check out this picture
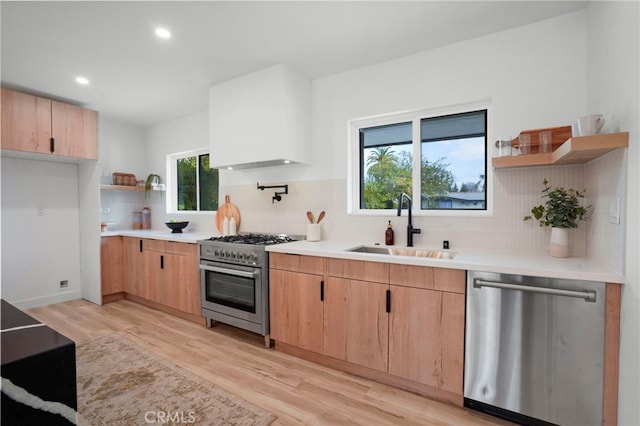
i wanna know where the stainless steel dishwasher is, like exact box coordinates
[464,271,605,426]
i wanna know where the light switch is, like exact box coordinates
[609,197,620,225]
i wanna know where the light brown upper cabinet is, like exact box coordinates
[1,88,98,160]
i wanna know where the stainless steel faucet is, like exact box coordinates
[397,193,421,247]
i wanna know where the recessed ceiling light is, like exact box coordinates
[155,28,171,39]
[283,160,291,164]
[75,76,89,85]
[227,166,233,170]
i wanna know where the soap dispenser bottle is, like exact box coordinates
[385,220,394,245]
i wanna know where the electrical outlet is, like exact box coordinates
[609,197,620,225]
[37,208,45,216]
[59,280,69,289]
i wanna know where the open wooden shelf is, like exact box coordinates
[492,132,629,169]
[100,184,144,192]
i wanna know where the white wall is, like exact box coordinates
[96,110,217,234]
[1,157,82,308]
[201,11,593,255]
[144,110,217,234]
[98,118,148,230]
[586,2,640,425]
[98,118,147,180]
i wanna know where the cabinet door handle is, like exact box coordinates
[320,280,324,301]
[386,290,391,313]
[139,239,143,252]
[50,138,55,153]
[160,255,164,269]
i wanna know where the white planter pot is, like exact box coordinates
[549,227,570,258]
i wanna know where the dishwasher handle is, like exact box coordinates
[473,278,597,302]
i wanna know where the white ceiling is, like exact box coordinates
[1,1,587,128]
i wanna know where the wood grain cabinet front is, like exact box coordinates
[389,265,465,394]
[120,237,200,316]
[123,237,145,298]
[101,236,123,297]
[273,255,466,401]
[162,242,200,315]
[269,253,327,353]
[1,88,98,160]
[323,277,389,372]
[269,269,325,353]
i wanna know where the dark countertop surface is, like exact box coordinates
[1,299,75,365]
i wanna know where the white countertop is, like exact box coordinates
[101,229,212,244]
[266,240,624,284]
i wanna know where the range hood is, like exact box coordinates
[209,63,311,170]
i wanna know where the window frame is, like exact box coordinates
[166,148,218,215]
[347,101,493,217]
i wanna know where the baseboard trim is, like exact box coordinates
[274,341,463,407]
[9,290,82,310]
[102,292,126,304]
[125,294,207,326]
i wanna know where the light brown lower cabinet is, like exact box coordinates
[269,254,466,401]
[388,285,443,387]
[111,237,200,317]
[162,242,200,315]
[324,277,389,372]
[100,236,123,296]
[269,269,324,353]
[123,237,145,297]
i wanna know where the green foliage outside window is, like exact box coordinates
[199,154,219,211]
[363,146,455,209]
[364,147,411,209]
[420,158,456,209]
[177,154,218,211]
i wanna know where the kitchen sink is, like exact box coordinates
[346,245,457,259]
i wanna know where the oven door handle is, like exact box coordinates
[199,264,257,279]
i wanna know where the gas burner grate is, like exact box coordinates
[207,233,296,246]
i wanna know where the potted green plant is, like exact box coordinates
[524,179,590,257]
[145,174,162,199]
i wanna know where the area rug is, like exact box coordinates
[76,334,276,425]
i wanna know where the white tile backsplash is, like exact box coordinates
[99,159,622,260]
[215,164,595,255]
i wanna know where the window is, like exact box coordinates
[349,105,489,216]
[167,149,219,213]
[420,110,486,210]
[360,122,412,209]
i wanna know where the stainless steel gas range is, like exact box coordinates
[198,233,299,348]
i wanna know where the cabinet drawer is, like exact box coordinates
[142,238,166,253]
[389,264,434,289]
[327,258,389,283]
[270,253,325,275]
[166,241,195,256]
[433,268,465,294]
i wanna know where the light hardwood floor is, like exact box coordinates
[27,299,511,425]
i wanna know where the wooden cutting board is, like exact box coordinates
[511,125,572,152]
[216,195,241,234]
